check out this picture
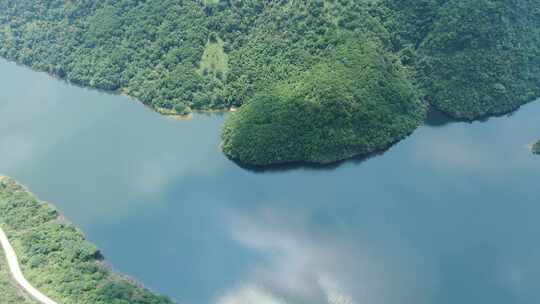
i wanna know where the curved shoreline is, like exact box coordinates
[0,226,58,304]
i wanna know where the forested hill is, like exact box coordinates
[383,0,540,119]
[0,1,391,113]
[1,0,539,165]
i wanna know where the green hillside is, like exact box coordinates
[383,0,540,120]
[0,176,173,304]
[222,35,426,165]
[0,0,538,165]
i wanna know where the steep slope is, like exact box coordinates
[382,0,540,119]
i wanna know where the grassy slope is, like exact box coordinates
[198,38,228,77]
[0,176,173,304]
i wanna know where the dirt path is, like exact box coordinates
[0,226,58,304]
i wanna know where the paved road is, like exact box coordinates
[0,226,58,304]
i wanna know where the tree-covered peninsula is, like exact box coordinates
[533,141,540,155]
[0,0,539,165]
[222,35,426,165]
[0,176,174,304]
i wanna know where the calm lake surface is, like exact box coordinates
[1,58,540,304]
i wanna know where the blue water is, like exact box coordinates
[1,58,540,304]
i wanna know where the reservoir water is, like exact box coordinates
[1,58,540,304]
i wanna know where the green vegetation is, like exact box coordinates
[382,0,540,120]
[533,140,540,155]
[0,0,539,165]
[222,36,425,165]
[199,38,228,79]
[0,248,38,304]
[0,176,174,304]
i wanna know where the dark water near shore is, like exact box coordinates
[1,58,540,304]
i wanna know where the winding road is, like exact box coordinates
[0,226,58,304]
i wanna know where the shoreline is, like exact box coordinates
[0,57,237,121]
[0,55,536,125]
[0,176,175,304]
[529,140,540,154]
[120,92,238,120]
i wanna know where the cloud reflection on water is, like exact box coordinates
[217,207,433,304]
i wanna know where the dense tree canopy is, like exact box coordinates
[382,0,540,119]
[222,36,425,165]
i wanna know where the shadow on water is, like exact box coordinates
[424,107,458,127]
[230,100,540,174]
[424,100,537,127]
[234,149,389,174]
